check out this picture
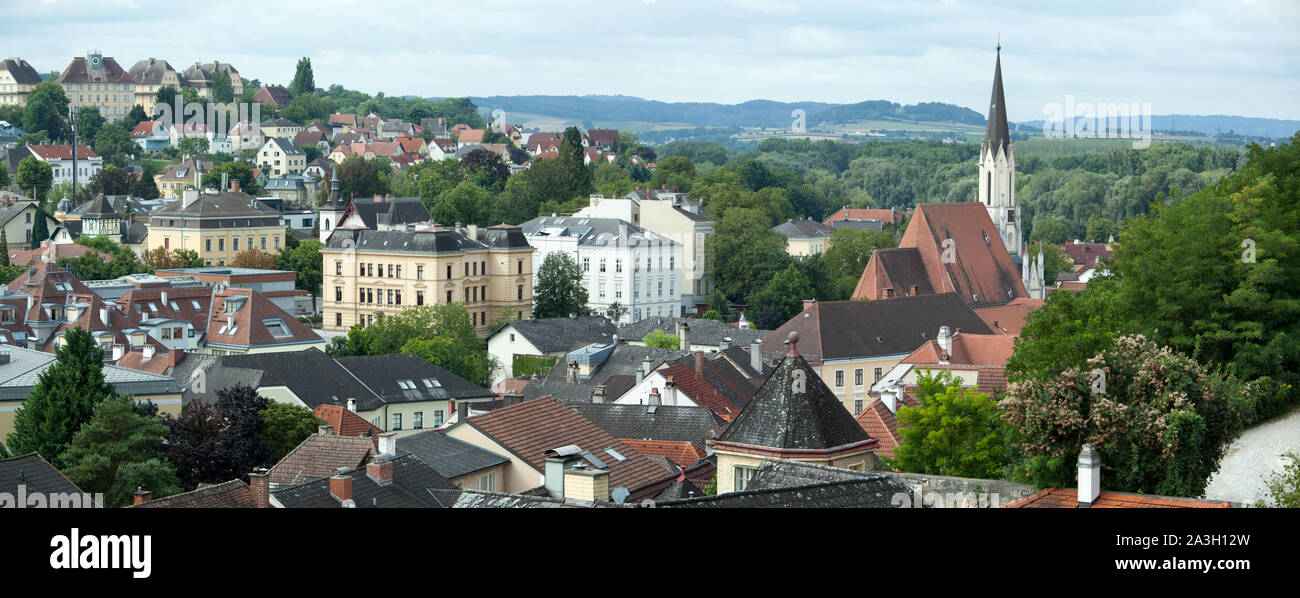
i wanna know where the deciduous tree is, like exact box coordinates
[63,394,181,508]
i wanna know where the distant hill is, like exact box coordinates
[467,95,839,128]
[1016,115,1300,139]
[811,100,986,125]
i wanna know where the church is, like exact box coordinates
[851,44,1046,306]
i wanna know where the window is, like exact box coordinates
[388,264,394,278]
[734,465,756,492]
[218,238,225,251]
[615,259,622,273]
[855,399,864,415]
[477,472,496,491]
[517,285,523,301]
[416,291,424,306]
[336,261,342,275]
[260,237,266,250]
[205,239,212,252]
[582,257,590,272]
[669,256,675,270]
[599,259,606,273]
[232,238,239,252]
[517,260,523,274]
[417,265,423,280]
[447,264,453,279]
[335,286,342,301]
[874,367,883,383]
[336,312,342,327]
[395,290,401,305]
[413,411,423,430]
[387,289,394,305]
[835,370,844,387]
[446,290,452,303]
[391,413,402,430]
[855,369,863,386]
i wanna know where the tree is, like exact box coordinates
[84,166,137,197]
[1085,216,1117,243]
[16,155,53,200]
[22,81,69,142]
[604,301,628,324]
[459,148,509,190]
[327,304,494,385]
[648,156,696,193]
[282,93,334,124]
[643,329,680,350]
[883,370,1016,479]
[74,106,105,143]
[1026,241,1076,286]
[705,207,792,305]
[153,86,178,118]
[1000,334,1242,497]
[62,395,181,508]
[211,69,234,103]
[5,327,117,467]
[1005,279,1125,383]
[259,401,324,461]
[336,155,390,200]
[750,262,816,321]
[59,235,149,279]
[1029,216,1070,244]
[202,161,259,195]
[430,180,493,227]
[124,104,149,130]
[231,249,278,269]
[0,161,9,188]
[1257,452,1300,508]
[158,385,274,491]
[821,226,896,297]
[275,240,324,311]
[176,135,210,158]
[29,206,49,248]
[93,122,136,167]
[533,252,590,319]
[142,247,203,270]
[0,228,8,263]
[290,57,315,97]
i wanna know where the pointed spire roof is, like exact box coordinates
[82,193,119,218]
[718,332,871,450]
[983,45,1011,156]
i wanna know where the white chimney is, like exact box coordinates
[937,325,953,358]
[750,339,763,374]
[1078,444,1102,506]
[161,291,168,305]
[143,344,156,360]
[881,387,898,413]
[346,398,357,413]
[665,377,677,406]
[720,337,731,351]
[648,388,661,407]
[376,431,397,458]
[99,307,109,326]
[111,344,124,361]
[676,321,690,351]
[182,188,199,209]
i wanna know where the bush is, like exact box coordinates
[512,355,556,378]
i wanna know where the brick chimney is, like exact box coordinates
[694,350,704,376]
[248,468,270,508]
[132,487,151,505]
[318,424,334,436]
[231,180,240,193]
[1078,444,1102,507]
[330,469,355,507]
[367,455,394,486]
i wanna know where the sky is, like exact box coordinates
[3,0,1298,121]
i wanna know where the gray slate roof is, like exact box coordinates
[654,460,913,508]
[772,219,833,238]
[0,345,180,402]
[717,350,870,450]
[557,399,724,443]
[0,453,86,499]
[271,454,457,508]
[619,316,769,348]
[504,316,617,354]
[396,430,510,480]
[324,228,485,256]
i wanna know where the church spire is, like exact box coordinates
[983,42,1011,156]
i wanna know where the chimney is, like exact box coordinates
[376,431,397,458]
[648,387,661,406]
[346,398,357,412]
[694,350,704,376]
[456,400,469,422]
[248,468,270,508]
[132,487,151,505]
[665,376,677,406]
[161,290,168,305]
[676,321,690,351]
[111,344,124,361]
[367,455,394,486]
[567,360,579,383]
[182,188,199,209]
[503,390,523,406]
[1078,444,1102,507]
[592,385,606,403]
[881,388,898,413]
[803,299,817,311]
[720,337,731,351]
[466,224,478,240]
[231,180,240,193]
[329,470,355,506]
[750,340,763,374]
[99,307,109,326]
[221,172,229,193]
[143,344,155,360]
[563,464,611,502]
[318,424,334,436]
[937,325,953,358]
[543,447,579,498]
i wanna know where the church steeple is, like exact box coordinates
[978,40,1022,274]
[983,42,1011,157]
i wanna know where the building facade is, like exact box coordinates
[146,187,285,266]
[0,58,42,108]
[56,53,136,121]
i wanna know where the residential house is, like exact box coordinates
[257,137,306,176]
[267,429,375,489]
[397,430,511,491]
[0,453,97,507]
[24,145,103,186]
[292,129,330,155]
[0,58,43,108]
[772,219,834,256]
[7,240,107,267]
[180,61,242,99]
[259,118,302,139]
[126,58,181,115]
[153,157,213,198]
[146,185,285,265]
[270,451,457,508]
[130,120,171,152]
[513,342,692,405]
[760,295,993,414]
[618,316,768,353]
[0,199,58,249]
[521,215,683,323]
[321,225,535,337]
[130,479,257,508]
[457,128,485,148]
[302,156,333,179]
[112,284,325,356]
[971,296,1043,336]
[612,348,769,422]
[586,129,619,149]
[253,84,291,108]
[262,174,316,203]
[485,315,616,385]
[227,121,264,153]
[56,52,135,120]
[428,138,457,160]
[153,266,314,316]
[823,207,906,227]
[313,404,384,438]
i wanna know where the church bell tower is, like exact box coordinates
[979,41,1023,270]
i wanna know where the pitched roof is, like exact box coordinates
[131,479,253,508]
[853,395,917,459]
[313,404,384,438]
[458,129,485,143]
[718,342,873,451]
[824,207,903,226]
[760,295,993,364]
[460,396,674,494]
[151,190,279,218]
[271,454,457,508]
[0,59,42,85]
[337,197,431,229]
[56,56,132,84]
[772,219,834,239]
[559,399,724,443]
[253,85,292,107]
[0,453,85,498]
[983,49,1011,157]
[1004,488,1231,509]
[618,316,769,348]
[126,58,176,85]
[267,434,373,487]
[618,439,706,468]
[1059,241,1114,266]
[655,459,913,508]
[396,430,510,480]
[504,316,617,354]
[652,353,762,421]
[901,332,1015,367]
[26,144,99,160]
[972,297,1043,336]
[852,247,934,299]
[335,354,495,403]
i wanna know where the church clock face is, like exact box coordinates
[89,53,102,69]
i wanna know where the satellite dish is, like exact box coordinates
[611,487,630,505]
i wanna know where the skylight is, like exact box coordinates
[262,318,291,338]
[422,378,440,388]
[191,300,201,309]
[148,303,158,312]
[397,380,416,390]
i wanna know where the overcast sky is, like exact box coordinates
[4,0,1298,120]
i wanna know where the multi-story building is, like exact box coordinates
[23,144,103,186]
[257,137,306,176]
[0,58,43,108]
[321,225,535,337]
[147,184,285,266]
[259,118,303,139]
[575,186,712,313]
[153,157,212,198]
[180,61,242,99]
[520,216,682,324]
[771,219,834,256]
[56,52,135,121]
[126,58,181,116]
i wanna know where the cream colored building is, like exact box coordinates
[321,225,535,338]
[147,187,285,266]
[771,219,834,257]
[0,58,43,108]
[257,137,306,177]
[126,58,181,116]
[56,53,136,121]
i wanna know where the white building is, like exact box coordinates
[25,144,103,186]
[520,216,683,324]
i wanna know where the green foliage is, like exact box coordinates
[1257,452,1300,508]
[883,370,1016,479]
[750,262,816,321]
[1000,335,1242,496]
[202,161,260,195]
[533,252,590,319]
[30,207,49,249]
[431,180,494,227]
[822,226,897,297]
[153,86,178,117]
[327,303,494,385]
[705,207,791,305]
[211,69,234,103]
[0,161,9,188]
[335,156,391,200]
[1029,216,1070,244]
[275,240,323,309]
[93,122,137,167]
[258,401,324,461]
[62,394,180,508]
[643,329,681,350]
[124,105,149,130]
[512,354,557,378]
[290,57,315,97]
[23,81,70,142]
[16,155,53,200]
[176,136,210,158]
[702,309,724,322]
[59,235,149,279]
[1026,241,1076,286]
[6,328,118,467]
[282,93,335,124]
[158,385,274,491]
[1005,279,1125,383]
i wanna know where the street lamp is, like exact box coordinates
[69,106,80,200]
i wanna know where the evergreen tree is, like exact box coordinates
[533,252,590,319]
[63,394,181,508]
[0,227,8,263]
[211,69,234,103]
[0,161,10,188]
[6,327,118,467]
[290,57,315,97]
[29,207,49,249]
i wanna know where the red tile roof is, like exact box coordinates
[463,396,675,494]
[458,129,485,143]
[824,207,903,226]
[618,439,706,468]
[1059,241,1114,267]
[313,405,385,438]
[267,434,373,487]
[8,242,108,267]
[1004,488,1231,508]
[901,332,1015,367]
[27,144,99,160]
[972,297,1043,336]
[131,479,254,508]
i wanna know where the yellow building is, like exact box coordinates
[321,224,535,337]
[126,58,181,116]
[147,186,285,266]
[0,58,43,107]
[56,53,136,121]
[257,137,306,177]
[153,157,213,198]
[771,219,834,256]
